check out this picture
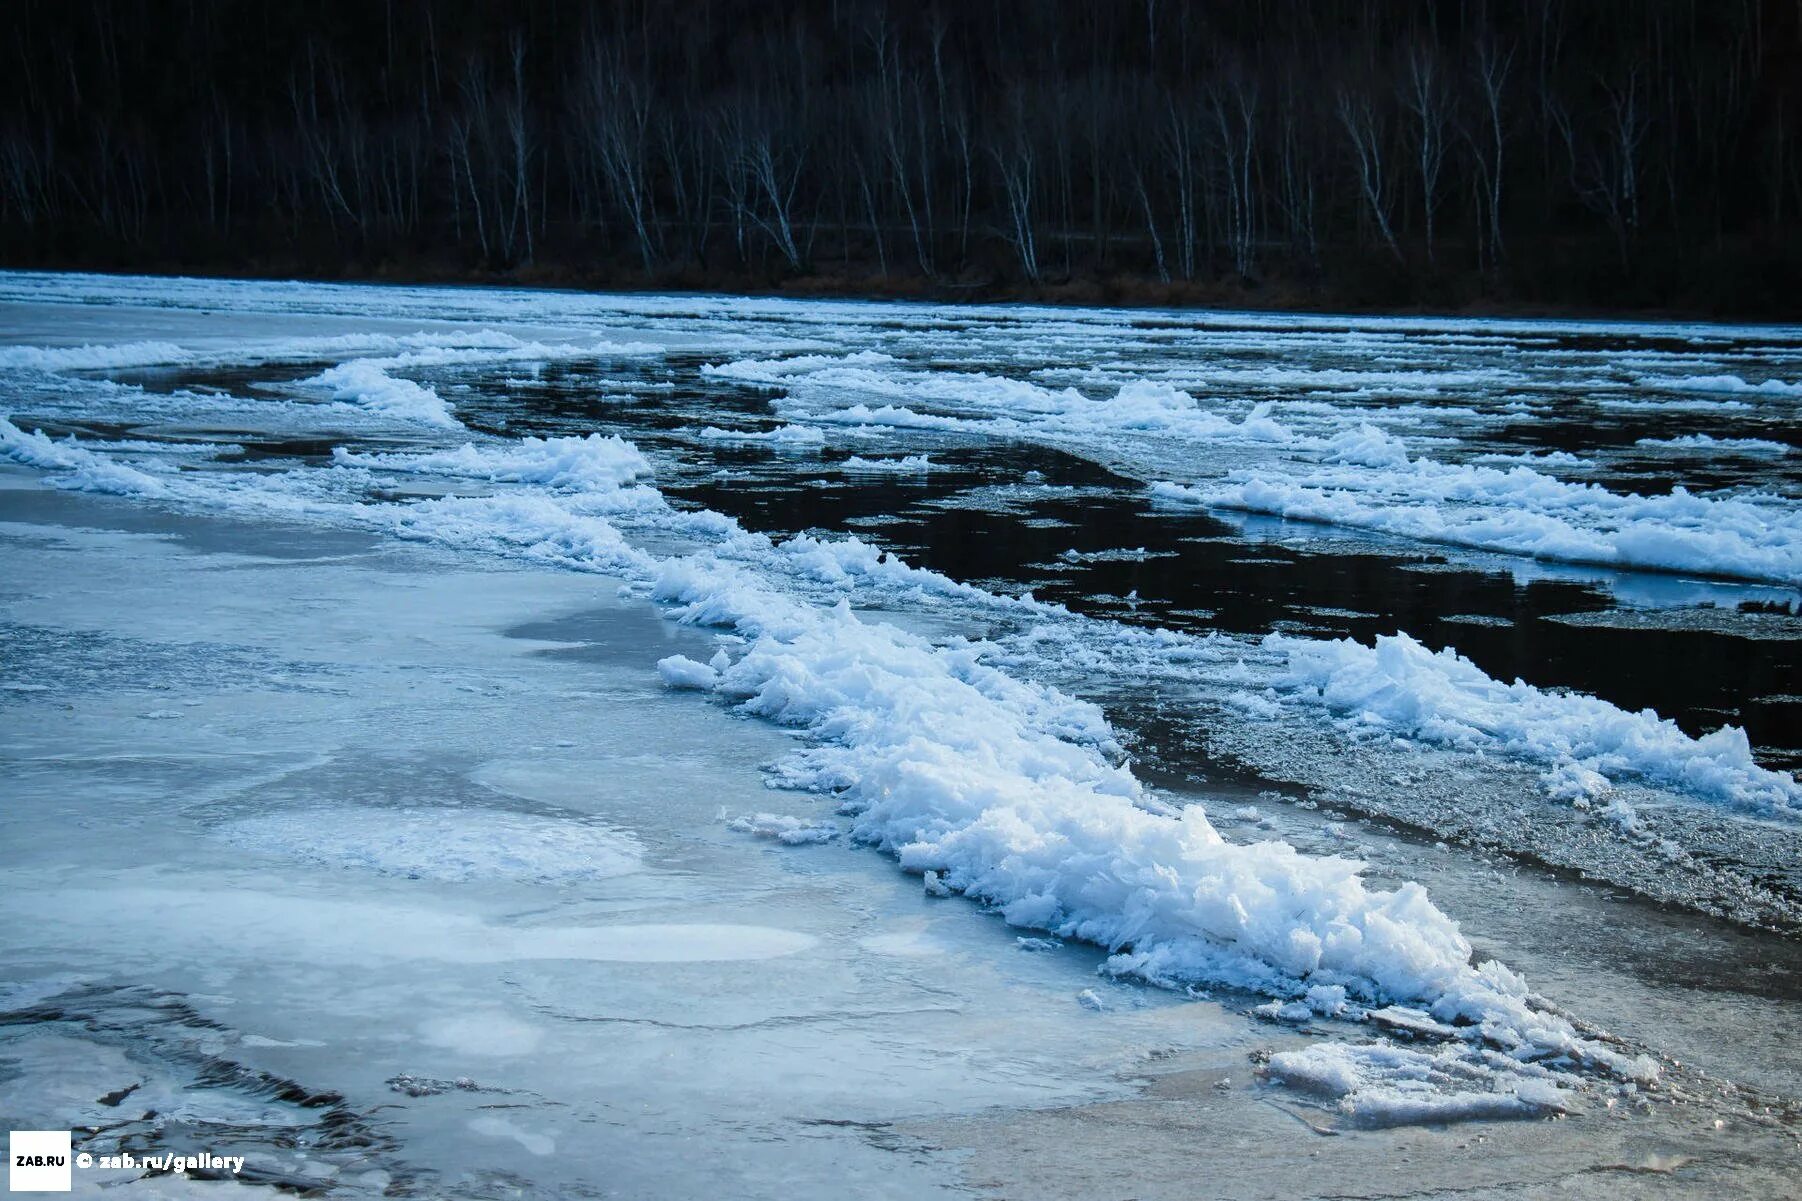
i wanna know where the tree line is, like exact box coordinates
[3,0,1798,314]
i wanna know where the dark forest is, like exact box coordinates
[4,1,1799,316]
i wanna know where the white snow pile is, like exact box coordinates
[700,349,896,383]
[695,423,827,446]
[1152,443,1802,587]
[1318,423,1413,468]
[303,359,463,428]
[1642,373,1802,399]
[834,454,933,473]
[1252,982,1353,1022]
[1060,547,1177,563]
[346,434,742,548]
[335,433,650,492]
[0,416,170,496]
[1265,631,1802,816]
[812,403,975,432]
[723,812,841,845]
[1033,383,1297,438]
[1633,433,1792,456]
[648,577,1653,1105]
[217,806,644,883]
[386,492,659,576]
[1469,449,1596,469]
[654,594,1448,998]
[1264,1041,1574,1127]
[1540,759,1616,806]
[0,340,192,371]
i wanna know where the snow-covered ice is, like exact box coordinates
[2,271,1800,1197]
[217,806,646,882]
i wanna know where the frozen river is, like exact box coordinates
[2,272,1799,1197]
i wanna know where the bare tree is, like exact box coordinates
[1209,69,1259,279]
[1400,43,1449,262]
[1465,39,1512,273]
[1337,84,1402,262]
[1552,65,1648,269]
[1273,75,1318,267]
[745,125,806,271]
[990,98,1041,284]
[1162,95,1201,280]
[580,41,659,272]
[501,34,533,263]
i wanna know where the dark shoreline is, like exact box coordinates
[7,257,1798,327]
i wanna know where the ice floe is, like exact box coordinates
[335,433,650,491]
[1153,453,1802,587]
[1632,433,1792,456]
[1264,1041,1579,1127]
[304,358,462,428]
[1264,631,1801,815]
[695,423,827,446]
[724,812,842,845]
